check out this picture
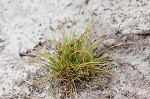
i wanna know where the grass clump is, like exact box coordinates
[30,24,114,98]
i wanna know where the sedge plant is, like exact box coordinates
[24,24,114,99]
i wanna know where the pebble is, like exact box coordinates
[102,39,117,47]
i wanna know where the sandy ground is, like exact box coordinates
[0,0,150,99]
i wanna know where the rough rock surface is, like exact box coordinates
[0,0,150,99]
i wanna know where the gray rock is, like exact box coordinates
[103,39,117,47]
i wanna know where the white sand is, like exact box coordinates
[0,0,150,98]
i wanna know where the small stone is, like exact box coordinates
[103,39,117,47]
